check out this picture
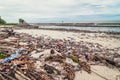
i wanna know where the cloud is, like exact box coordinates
[0,0,120,22]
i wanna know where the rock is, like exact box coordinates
[114,58,120,63]
[50,49,55,54]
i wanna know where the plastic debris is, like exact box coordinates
[0,27,120,80]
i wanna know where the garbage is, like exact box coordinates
[50,49,55,54]
[0,27,120,80]
[0,49,22,64]
[45,54,65,63]
[44,64,61,75]
[74,65,80,71]
[66,58,74,63]
[0,28,14,40]
[65,50,72,56]
[63,63,75,80]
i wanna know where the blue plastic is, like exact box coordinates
[0,49,21,64]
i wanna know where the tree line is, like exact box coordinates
[0,16,25,25]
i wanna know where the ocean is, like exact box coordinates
[38,26,120,33]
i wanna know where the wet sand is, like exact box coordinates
[15,29,120,80]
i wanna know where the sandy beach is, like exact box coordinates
[14,28,120,80]
[1,0,120,79]
[15,29,120,49]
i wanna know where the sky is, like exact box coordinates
[0,0,120,22]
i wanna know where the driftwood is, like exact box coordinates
[45,54,65,63]
[94,55,117,68]
[0,41,17,45]
[81,62,91,73]
[38,71,55,80]
[0,74,7,80]
[92,70,109,80]
[63,63,75,80]
[44,64,61,75]
[15,70,31,80]
[0,72,16,80]
[0,46,16,50]
[0,28,14,40]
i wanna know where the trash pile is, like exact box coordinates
[0,28,14,40]
[0,28,120,80]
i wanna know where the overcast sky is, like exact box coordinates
[0,0,120,22]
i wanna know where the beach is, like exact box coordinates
[0,26,120,80]
[1,0,120,79]
[14,28,120,80]
[15,29,120,49]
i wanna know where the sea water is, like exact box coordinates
[39,26,120,33]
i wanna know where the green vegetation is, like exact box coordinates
[19,18,25,24]
[0,16,6,25]
[0,17,27,26]
[68,55,83,65]
[6,23,17,25]
[0,54,7,59]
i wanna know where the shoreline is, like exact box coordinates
[1,25,120,34]
[15,28,120,49]
[38,27,120,35]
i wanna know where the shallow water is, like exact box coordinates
[39,26,120,32]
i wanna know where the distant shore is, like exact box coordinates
[38,27,120,34]
[32,22,120,27]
